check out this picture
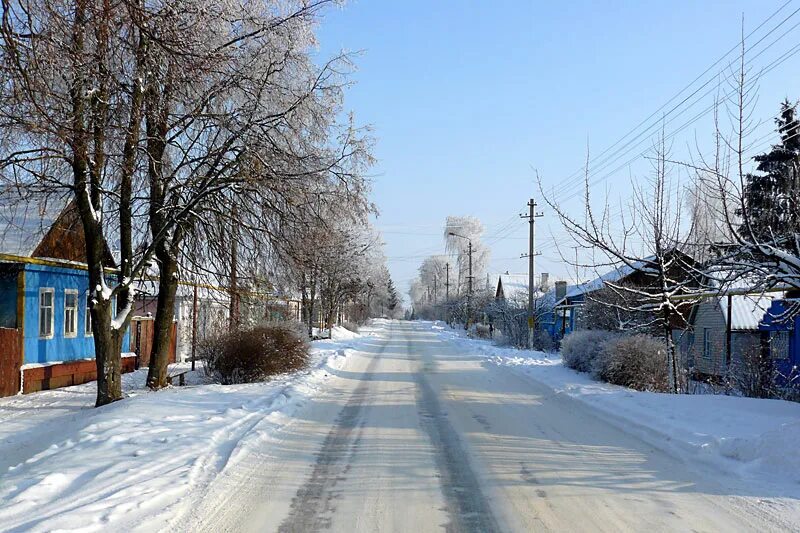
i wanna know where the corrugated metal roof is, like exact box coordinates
[719,294,778,331]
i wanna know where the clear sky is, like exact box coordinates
[315,1,800,303]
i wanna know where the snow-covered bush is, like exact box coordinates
[471,323,492,339]
[531,329,555,352]
[594,334,669,392]
[560,330,619,373]
[341,321,360,334]
[200,322,309,384]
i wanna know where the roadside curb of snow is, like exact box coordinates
[0,331,370,532]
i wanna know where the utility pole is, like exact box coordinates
[445,262,450,324]
[191,283,198,371]
[521,198,543,348]
[467,240,474,327]
[448,232,473,328]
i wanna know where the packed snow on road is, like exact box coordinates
[1,320,799,532]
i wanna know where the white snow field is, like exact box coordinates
[2,320,800,532]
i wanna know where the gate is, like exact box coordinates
[0,327,21,397]
[130,318,177,367]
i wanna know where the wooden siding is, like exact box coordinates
[690,299,728,376]
[0,327,21,397]
[31,201,115,266]
[131,318,177,367]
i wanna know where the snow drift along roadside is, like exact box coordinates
[428,321,800,489]
[0,324,379,533]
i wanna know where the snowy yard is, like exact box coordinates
[0,324,375,532]
[430,322,800,491]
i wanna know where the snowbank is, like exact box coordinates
[426,321,800,489]
[0,326,379,532]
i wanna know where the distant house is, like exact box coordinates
[0,201,131,397]
[495,272,530,304]
[555,250,700,334]
[685,293,776,378]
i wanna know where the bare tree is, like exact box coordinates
[541,137,704,393]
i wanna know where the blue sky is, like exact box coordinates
[315,1,800,302]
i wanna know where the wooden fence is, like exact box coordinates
[131,318,177,368]
[0,327,20,397]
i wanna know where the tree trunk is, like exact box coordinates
[91,295,125,406]
[146,244,179,389]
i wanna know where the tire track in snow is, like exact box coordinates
[277,330,388,532]
[408,335,502,533]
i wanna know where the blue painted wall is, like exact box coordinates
[22,264,130,364]
[759,299,799,387]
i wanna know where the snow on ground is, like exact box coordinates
[0,322,382,533]
[428,321,800,491]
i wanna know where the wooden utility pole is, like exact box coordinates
[521,199,543,348]
[467,240,473,327]
[445,262,450,323]
[191,283,198,371]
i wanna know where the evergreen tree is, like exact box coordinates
[739,100,800,245]
[387,278,399,312]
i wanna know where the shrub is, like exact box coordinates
[531,329,555,352]
[560,330,619,373]
[341,321,360,334]
[472,323,492,339]
[200,322,309,384]
[594,334,669,392]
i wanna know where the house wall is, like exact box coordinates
[22,264,130,364]
[689,299,764,378]
[689,300,728,376]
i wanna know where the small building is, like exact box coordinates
[685,293,775,378]
[495,272,530,305]
[0,201,131,397]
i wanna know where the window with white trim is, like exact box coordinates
[39,288,55,338]
[85,291,93,336]
[64,289,78,337]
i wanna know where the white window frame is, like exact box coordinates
[64,289,78,338]
[39,287,55,339]
[85,291,93,337]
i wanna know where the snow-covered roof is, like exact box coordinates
[719,294,779,331]
[497,273,529,300]
[563,258,652,301]
[0,198,67,256]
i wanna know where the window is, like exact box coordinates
[770,331,790,360]
[85,291,93,336]
[64,289,78,337]
[703,328,712,360]
[39,288,54,338]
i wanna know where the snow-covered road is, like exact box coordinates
[179,321,799,532]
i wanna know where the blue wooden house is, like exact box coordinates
[0,201,131,396]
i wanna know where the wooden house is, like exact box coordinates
[0,201,132,397]
[685,294,775,378]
